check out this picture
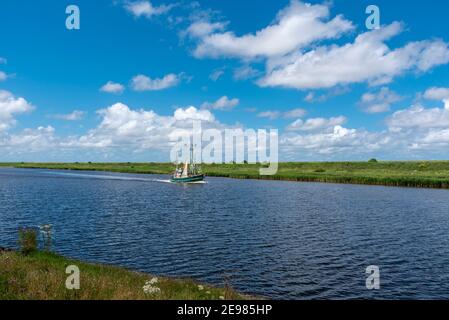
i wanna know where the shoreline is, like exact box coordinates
[1,161,449,189]
[0,248,250,300]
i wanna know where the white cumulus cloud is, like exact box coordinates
[194,0,353,59]
[201,96,239,111]
[193,0,353,59]
[424,87,449,109]
[131,73,181,91]
[52,110,85,121]
[286,116,347,131]
[359,87,402,113]
[259,22,449,90]
[386,103,449,130]
[124,1,172,18]
[185,21,227,38]
[100,81,125,94]
[0,90,34,131]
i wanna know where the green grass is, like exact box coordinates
[0,249,247,300]
[1,161,449,189]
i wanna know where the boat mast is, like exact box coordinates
[190,143,194,174]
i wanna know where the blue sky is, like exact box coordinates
[1,0,449,162]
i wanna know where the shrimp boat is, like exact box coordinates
[170,144,205,183]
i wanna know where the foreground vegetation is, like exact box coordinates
[2,161,449,189]
[0,249,244,300]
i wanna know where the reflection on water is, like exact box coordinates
[1,167,449,299]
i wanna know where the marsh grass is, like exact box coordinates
[0,250,246,300]
[3,161,449,189]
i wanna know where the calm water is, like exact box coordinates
[1,167,449,299]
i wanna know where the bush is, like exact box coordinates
[18,227,38,254]
[368,158,378,163]
[314,168,326,173]
[418,162,428,170]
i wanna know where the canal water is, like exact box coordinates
[1,167,449,299]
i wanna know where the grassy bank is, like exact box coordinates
[0,249,245,300]
[1,161,449,189]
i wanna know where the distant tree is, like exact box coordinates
[368,158,378,163]
[243,160,248,164]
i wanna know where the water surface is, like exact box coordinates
[1,167,449,299]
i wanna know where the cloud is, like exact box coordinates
[131,73,181,91]
[209,67,225,81]
[177,1,449,95]
[192,0,353,59]
[185,21,227,38]
[359,87,402,113]
[184,2,449,93]
[283,108,307,119]
[52,110,85,121]
[0,90,34,131]
[4,126,56,151]
[259,22,449,90]
[61,103,219,151]
[201,96,239,111]
[100,81,125,94]
[258,108,306,120]
[0,71,7,81]
[233,65,261,81]
[383,100,449,150]
[386,103,449,130]
[174,106,215,121]
[424,87,449,109]
[304,87,351,103]
[281,125,390,157]
[257,111,280,120]
[124,1,172,18]
[304,92,315,102]
[286,116,346,131]
[424,87,449,100]
[5,98,449,161]
[0,57,6,64]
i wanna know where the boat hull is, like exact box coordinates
[170,174,205,183]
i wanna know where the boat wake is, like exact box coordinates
[43,171,159,183]
[41,171,207,184]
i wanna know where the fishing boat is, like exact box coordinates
[171,144,204,183]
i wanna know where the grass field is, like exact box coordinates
[0,249,245,300]
[1,161,449,189]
